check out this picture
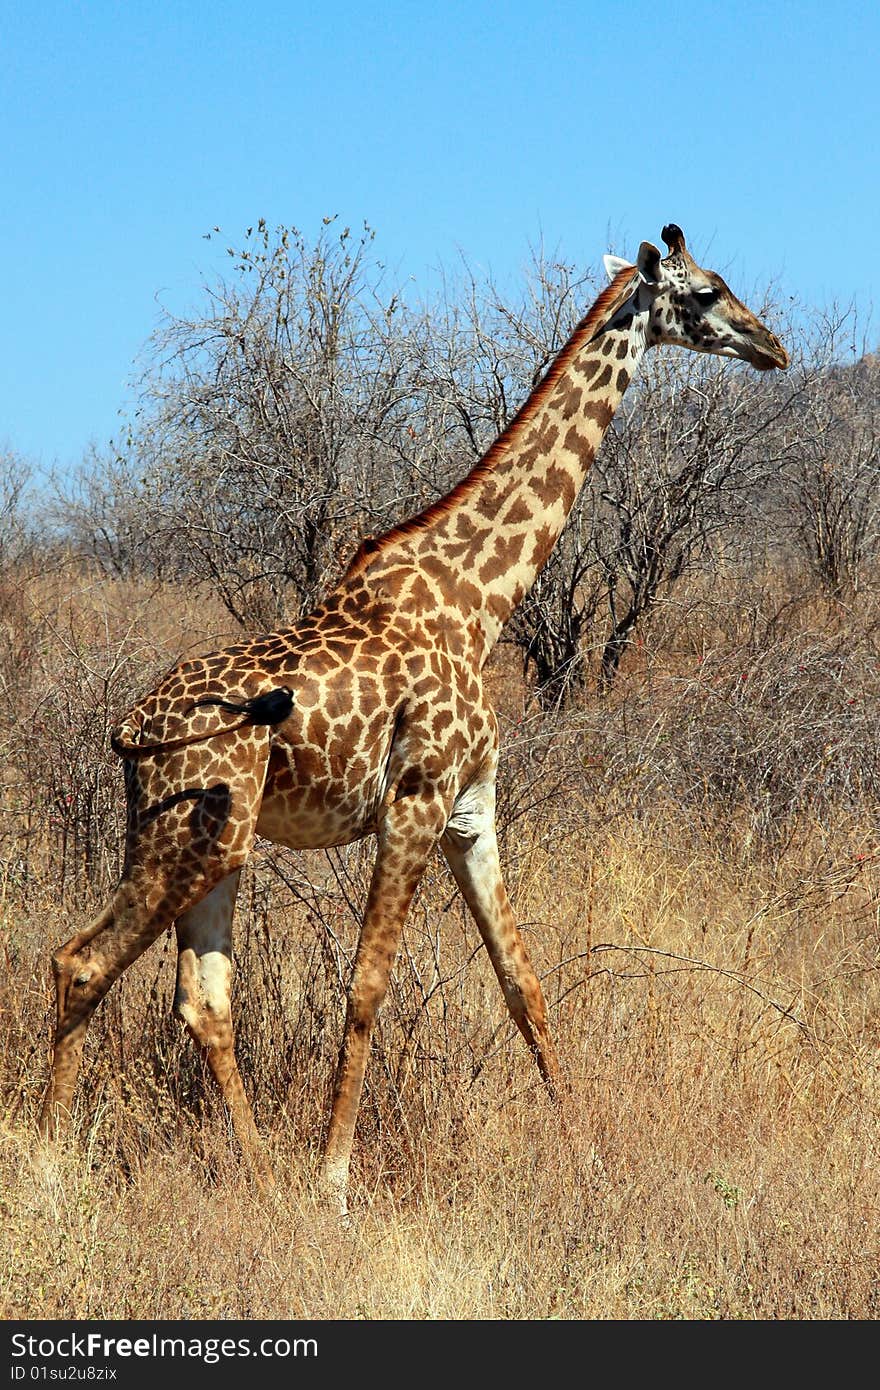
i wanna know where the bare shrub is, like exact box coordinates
[606,633,878,851]
[3,231,880,1316]
[58,221,437,628]
[781,322,880,598]
[0,565,235,904]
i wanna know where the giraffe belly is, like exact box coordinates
[254,787,375,849]
[254,745,386,850]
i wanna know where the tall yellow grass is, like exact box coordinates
[1,563,878,1318]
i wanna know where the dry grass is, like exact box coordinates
[1,562,879,1319]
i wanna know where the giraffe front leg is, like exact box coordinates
[174,870,271,1185]
[319,789,448,1217]
[442,772,562,1099]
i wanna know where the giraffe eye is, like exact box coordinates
[695,287,719,304]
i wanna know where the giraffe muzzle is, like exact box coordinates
[749,332,789,371]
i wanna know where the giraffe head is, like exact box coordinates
[603,224,788,371]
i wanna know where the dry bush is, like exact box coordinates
[0,559,237,901]
[1,564,878,1319]
[2,792,878,1319]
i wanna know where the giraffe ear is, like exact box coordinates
[603,254,633,283]
[637,241,663,285]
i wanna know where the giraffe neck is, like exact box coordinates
[348,269,649,662]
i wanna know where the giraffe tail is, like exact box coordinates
[185,687,295,724]
[110,686,295,757]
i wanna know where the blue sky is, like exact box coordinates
[2,0,878,473]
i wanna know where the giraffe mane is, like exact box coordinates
[344,265,640,579]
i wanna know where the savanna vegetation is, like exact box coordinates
[1,221,878,1318]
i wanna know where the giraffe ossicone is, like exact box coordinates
[39,226,788,1215]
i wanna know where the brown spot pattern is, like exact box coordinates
[41,233,787,1213]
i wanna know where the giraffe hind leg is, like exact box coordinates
[39,900,113,1138]
[174,870,271,1184]
[39,860,255,1142]
[39,878,182,1139]
[40,729,271,1143]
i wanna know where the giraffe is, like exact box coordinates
[39,225,788,1213]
